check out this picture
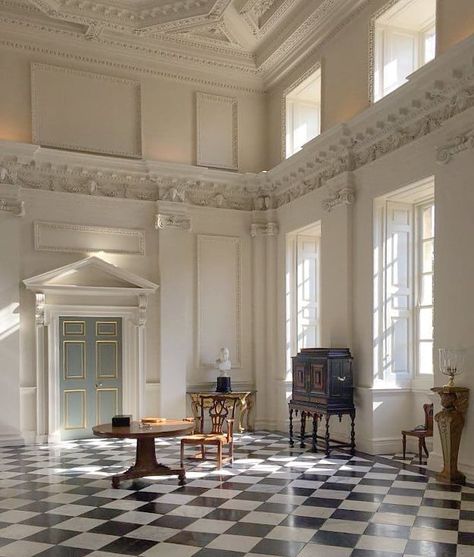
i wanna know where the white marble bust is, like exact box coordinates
[216,347,231,377]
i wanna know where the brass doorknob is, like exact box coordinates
[96,383,103,388]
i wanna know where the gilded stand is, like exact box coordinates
[431,386,469,484]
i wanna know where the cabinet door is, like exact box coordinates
[329,359,352,398]
[292,362,309,402]
[308,362,326,395]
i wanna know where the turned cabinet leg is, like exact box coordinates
[418,438,423,465]
[300,411,306,448]
[312,414,318,452]
[350,411,356,455]
[325,414,330,456]
[422,437,429,458]
[402,434,407,460]
[289,407,294,447]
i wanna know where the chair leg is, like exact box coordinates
[201,444,205,459]
[180,442,184,468]
[418,438,423,465]
[402,434,406,460]
[229,441,234,463]
[217,443,222,469]
[423,438,429,458]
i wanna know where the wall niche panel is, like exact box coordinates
[31,63,142,158]
[196,92,238,170]
[197,235,241,369]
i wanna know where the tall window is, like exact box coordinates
[286,224,321,379]
[285,68,321,158]
[416,202,434,375]
[373,0,436,101]
[373,179,434,388]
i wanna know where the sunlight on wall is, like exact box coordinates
[0,302,19,341]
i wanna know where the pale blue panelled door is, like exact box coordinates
[59,317,122,440]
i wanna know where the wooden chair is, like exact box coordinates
[180,395,237,469]
[401,403,433,464]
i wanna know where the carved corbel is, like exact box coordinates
[35,293,46,326]
[436,129,474,164]
[138,294,148,327]
[155,212,192,231]
[322,187,355,212]
[250,222,279,237]
[0,183,24,217]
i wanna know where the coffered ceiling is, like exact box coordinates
[1,0,369,86]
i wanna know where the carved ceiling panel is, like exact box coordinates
[1,0,369,82]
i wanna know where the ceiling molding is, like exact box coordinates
[0,0,370,84]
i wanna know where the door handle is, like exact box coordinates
[337,376,346,382]
[96,383,103,388]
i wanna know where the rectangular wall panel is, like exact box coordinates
[196,92,238,170]
[34,221,145,255]
[31,63,142,158]
[197,235,241,368]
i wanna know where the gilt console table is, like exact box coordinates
[188,391,255,433]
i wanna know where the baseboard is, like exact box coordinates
[0,433,24,446]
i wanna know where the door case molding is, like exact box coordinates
[42,304,146,443]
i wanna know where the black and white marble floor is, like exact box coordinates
[0,432,472,557]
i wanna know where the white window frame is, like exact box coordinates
[286,224,321,380]
[370,0,436,102]
[373,180,434,389]
[414,200,434,383]
[282,65,321,160]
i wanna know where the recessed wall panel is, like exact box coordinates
[31,63,142,158]
[197,235,241,368]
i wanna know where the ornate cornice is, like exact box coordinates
[250,222,279,237]
[436,128,474,164]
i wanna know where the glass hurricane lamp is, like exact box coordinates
[439,348,465,388]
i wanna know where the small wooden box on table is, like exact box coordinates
[289,348,355,455]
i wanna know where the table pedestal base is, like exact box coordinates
[111,437,186,488]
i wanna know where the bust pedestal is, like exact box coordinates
[431,386,469,484]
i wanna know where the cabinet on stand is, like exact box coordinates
[289,348,355,455]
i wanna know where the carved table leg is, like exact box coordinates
[325,414,330,456]
[350,410,356,455]
[300,411,306,448]
[312,413,318,452]
[239,397,248,433]
[111,437,186,488]
[289,407,294,447]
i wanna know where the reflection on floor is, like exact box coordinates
[0,432,472,557]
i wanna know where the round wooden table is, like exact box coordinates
[93,420,194,488]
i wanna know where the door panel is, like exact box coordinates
[60,317,122,440]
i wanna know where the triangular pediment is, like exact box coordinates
[23,257,158,294]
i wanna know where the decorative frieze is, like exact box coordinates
[436,128,474,164]
[250,222,279,237]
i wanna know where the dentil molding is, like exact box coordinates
[436,128,474,164]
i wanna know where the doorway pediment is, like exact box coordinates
[23,256,159,296]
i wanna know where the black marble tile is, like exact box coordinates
[279,514,325,529]
[364,521,411,538]
[251,538,305,557]
[89,520,140,536]
[150,514,197,529]
[205,508,248,521]
[226,522,274,537]
[331,509,374,522]
[99,536,158,555]
[166,530,218,547]
[311,530,360,547]
[459,532,474,545]
[25,528,78,544]
[405,540,457,557]
[414,516,459,530]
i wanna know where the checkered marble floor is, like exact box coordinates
[0,432,472,557]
